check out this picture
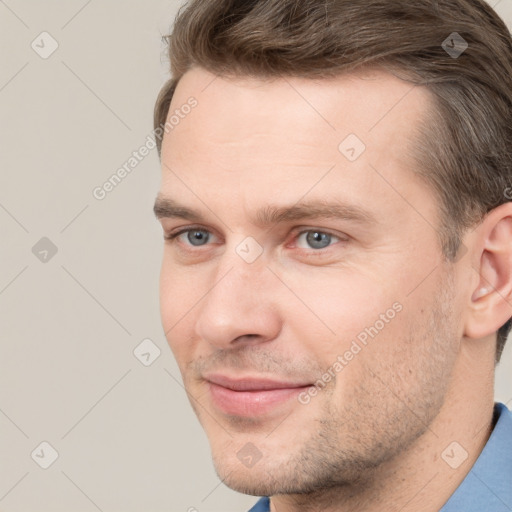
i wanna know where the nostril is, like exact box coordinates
[233,334,260,343]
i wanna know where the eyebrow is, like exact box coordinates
[154,195,378,228]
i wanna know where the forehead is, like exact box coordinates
[162,67,431,171]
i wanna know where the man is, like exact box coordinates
[152,0,512,510]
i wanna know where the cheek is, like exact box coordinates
[159,261,200,359]
[159,265,176,332]
[159,255,202,319]
[285,269,402,354]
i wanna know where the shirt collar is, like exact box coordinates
[440,402,512,511]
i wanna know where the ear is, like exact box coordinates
[464,203,512,339]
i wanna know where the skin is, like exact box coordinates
[155,67,512,511]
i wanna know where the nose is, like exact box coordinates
[194,253,282,350]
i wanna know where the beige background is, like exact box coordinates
[0,1,511,511]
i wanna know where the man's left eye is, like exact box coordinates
[295,230,341,250]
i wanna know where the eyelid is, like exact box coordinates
[289,227,348,252]
[292,227,346,241]
[164,224,219,241]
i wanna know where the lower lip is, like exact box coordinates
[208,382,310,417]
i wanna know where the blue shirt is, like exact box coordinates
[248,402,512,512]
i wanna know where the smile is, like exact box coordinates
[205,374,313,417]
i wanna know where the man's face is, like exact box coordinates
[156,67,464,495]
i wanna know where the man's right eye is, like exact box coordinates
[164,227,214,247]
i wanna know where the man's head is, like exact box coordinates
[153,0,512,500]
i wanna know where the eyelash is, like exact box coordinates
[164,225,346,254]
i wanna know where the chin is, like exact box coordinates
[211,455,272,495]
[222,475,274,497]
[210,447,317,497]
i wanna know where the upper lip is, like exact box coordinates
[205,374,312,391]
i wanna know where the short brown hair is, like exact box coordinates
[154,0,512,362]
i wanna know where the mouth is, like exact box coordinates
[204,374,313,417]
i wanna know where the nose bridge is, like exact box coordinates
[208,235,271,304]
[194,242,281,347]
